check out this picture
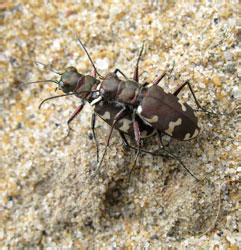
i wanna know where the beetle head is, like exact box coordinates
[59,66,83,93]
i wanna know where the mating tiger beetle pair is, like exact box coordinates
[20,32,224,181]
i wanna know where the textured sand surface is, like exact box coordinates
[0,1,238,248]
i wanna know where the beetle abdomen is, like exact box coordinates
[137,85,200,141]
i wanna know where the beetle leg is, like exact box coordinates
[132,111,141,147]
[173,81,192,96]
[93,68,97,78]
[142,81,149,87]
[107,108,128,145]
[126,148,140,185]
[119,131,168,157]
[173,81,222,115]
[152,73,166,85]
[65,102,85,137]
[152,61,175,85]
[114,68,128,79]
[67,102,85,127]
[156,130,164,149]
[119,131,143,186]
[91,113,99,163]
[94,107,128,174]
[126,110,141,183]
[119,131,129,147]
[133,40,145,83]
[155,130,199,181]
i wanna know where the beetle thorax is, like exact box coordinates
[75,75,100,102]
[100,74,143,107]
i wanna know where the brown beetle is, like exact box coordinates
[20,33,221,180]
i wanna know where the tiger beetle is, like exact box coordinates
[20,32,224,181]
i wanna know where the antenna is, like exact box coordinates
[74,31,103,79]
[34,61,63,75]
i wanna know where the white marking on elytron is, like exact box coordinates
[99,111,111,120]
[183,133,191,141]
[192,128,200,138]
[119,118,132,133]
[197,118,200,130]
[183,128,200,140]
[137,105,158,124]
[165,118,182,136]
[178,99,187,112]
[143,115,159,123]
[90,96,102,106]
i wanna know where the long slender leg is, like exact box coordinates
[67,103,85,125]
[156,130,164,149]
[173,81,192,96]
[133,40,145,82]
[142,81,149,87]
[67,102,85,131]
[119,131,129,147]
[127,111,141,183]
[91,113,99,163]
[63,103,85,139]
[151,60,175,86]
[106,108,128,145]
[94,107,128,174]
[173,81,221,115]
[114,68,128,79]
[152,73,166,85]
[156,131,199,181]
[119,131,167,157]
[132,111,141,148]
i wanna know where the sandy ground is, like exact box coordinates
[0,1,239,248]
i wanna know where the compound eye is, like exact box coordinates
[59,80,71,93]
[59,81,65,88]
